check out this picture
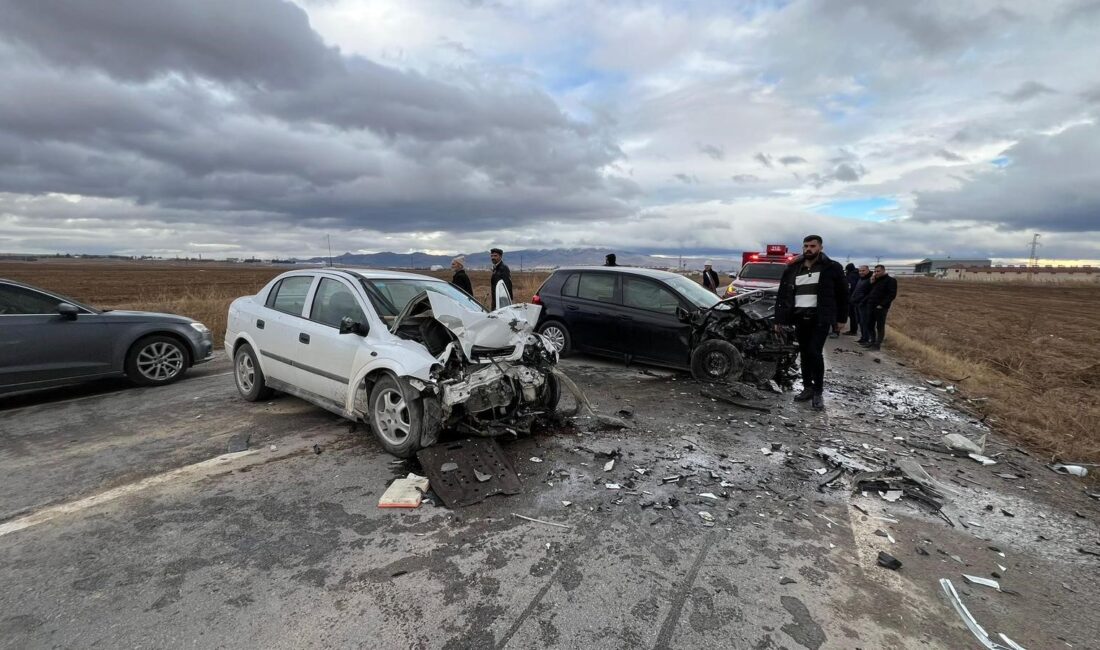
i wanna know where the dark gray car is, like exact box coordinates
[0,278,214,395]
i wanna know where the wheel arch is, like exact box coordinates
[124,330,193,369]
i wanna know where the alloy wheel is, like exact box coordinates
[375,388,411,445]
[136,341,184,382]
[236,353,255,393]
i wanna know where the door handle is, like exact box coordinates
[256,319,265,329]
[566,305,579,311]
[299,333,310,344]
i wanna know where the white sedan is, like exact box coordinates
[225,269,560,457]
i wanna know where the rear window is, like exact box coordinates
[738,263,786,280]
[577,273,617,303]
[561,273,579,297]
[268,276,313,316]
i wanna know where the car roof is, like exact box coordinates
[281,268,446,281]
[551,266,687,280]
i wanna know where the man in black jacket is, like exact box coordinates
[850,265,872,342]
[775,235,848,410]
[450,256,473,295]
[489,248,513,309]
[846,264,870,336]
[860,264,897,351]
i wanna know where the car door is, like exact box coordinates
[0,282,114,388]
[564,272,626,354]
[621,276,692,367]
[294,276,373,409]
[254,274,315,385]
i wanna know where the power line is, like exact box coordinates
[1027,233,1041,281]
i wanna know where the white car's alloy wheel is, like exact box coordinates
[236,353,255,393]
[375,387,412,445]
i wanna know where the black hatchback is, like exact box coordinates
[532,267,722,368]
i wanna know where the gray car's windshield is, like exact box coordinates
[664,275,721,308]
[360,278,486,318]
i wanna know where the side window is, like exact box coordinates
[269,276,313,316]
[310,278,367,328]
[577,273,618,304]
[264,280,283,308]
[0,284,64,315]
[561,273,579,297]
[623,277,681,315]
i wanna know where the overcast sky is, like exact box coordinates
[2,0,1099,263]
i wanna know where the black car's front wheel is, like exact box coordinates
[126,335,190,386]
[690,340,745,383]
[537,320,572,356]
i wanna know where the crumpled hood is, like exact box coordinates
[394,292,543,359]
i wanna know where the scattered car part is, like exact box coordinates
[378,473,430,508]
[1049,463,1088,477]
[817,446,881,473]
[415,438,521,508]
[876,552,902,570]
[512,513,572,529]
[943,433,986,456]
[939,578,1022,650]
[963,574,1001,590]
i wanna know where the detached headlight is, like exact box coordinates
[190,322,211,334]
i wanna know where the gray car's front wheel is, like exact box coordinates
[125,335,190,386]
[233,343,274,401]
[369,374,425,458]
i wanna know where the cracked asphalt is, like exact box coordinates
[1,339,1098,649]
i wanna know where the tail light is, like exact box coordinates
[532,294,542,305]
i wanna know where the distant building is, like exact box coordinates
[943,265,1099,284]
[914,258,991,274]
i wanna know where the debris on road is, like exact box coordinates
[1049,463,1088,477]
[698,511,715,524]
[877,551,902,570]
[603,459,615,472]
[817,446,881,473]
[554,368,632,429]
[963,574,1001,591]
[226,432,250,453]
[512,513,573,529]
[378,473,430,508]
[939,579,1024,650]
[312,444,323,455]
[852,466,946,512]
[700,386,772,413]
[529,457,544,463]
[417,439,521,508]
[779,576,797,585]
[943,433,986,456]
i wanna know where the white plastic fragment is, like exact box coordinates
[815,468,829,475]
[939,579,1019,650]
[603,459,615,472]
[529,457,544,463]
[605,483,621,490]
[998,633,1027,650]
[1049,463,1088,477]
[963,574,1001,590]
[969,453,998,466]
[698,511,715,522]
[760,447,772,456]
[561,501,572,507]
[697,493,719,500]
[881,490,903,502]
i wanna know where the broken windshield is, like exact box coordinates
[360,279,485,319]
[664,275,721,308]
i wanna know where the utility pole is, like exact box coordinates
[326,234,333,267]
[1027,233,1041,282]
[875,255,882,265]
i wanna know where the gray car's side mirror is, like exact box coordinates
[57,303,79,320]
[339,317,369,336]
[675,306,691,323]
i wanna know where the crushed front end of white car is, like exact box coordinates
[369,292,560,454]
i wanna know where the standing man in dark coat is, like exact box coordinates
[860,264,897,351]
[845,264,869,336]
[850,265,872,340]
[450,256,473,295]
[489,247,513,309]
[702,261,720,294]
[774,235,848,410]
[604,253,618,267]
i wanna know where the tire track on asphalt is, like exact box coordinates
[653,530,717,650]
[495,516,604,650]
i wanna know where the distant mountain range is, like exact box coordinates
[306,247,742,271]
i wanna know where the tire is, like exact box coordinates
[233,343,274,401]
[369,374,424,458]
[125,335,190,386]
[690,339,745,383]
[538,320,572,357]
[538,372,561,411]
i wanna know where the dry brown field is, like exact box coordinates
[4,261,1097,463]
[889,278,1100,465]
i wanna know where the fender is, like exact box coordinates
[229,331,266,377]
[115,324,197,371]
[344,352,437,413]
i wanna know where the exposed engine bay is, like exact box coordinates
[389,292,560,443]
[687,288,799,385]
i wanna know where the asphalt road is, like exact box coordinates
[1,343,1098,649]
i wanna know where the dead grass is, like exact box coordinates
[887,278,1100,464]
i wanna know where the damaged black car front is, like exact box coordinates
[680,287,798,386]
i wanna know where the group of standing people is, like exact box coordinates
[843,262,897,351]
[449,248,513,310]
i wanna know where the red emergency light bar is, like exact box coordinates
[765,244,788,255]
